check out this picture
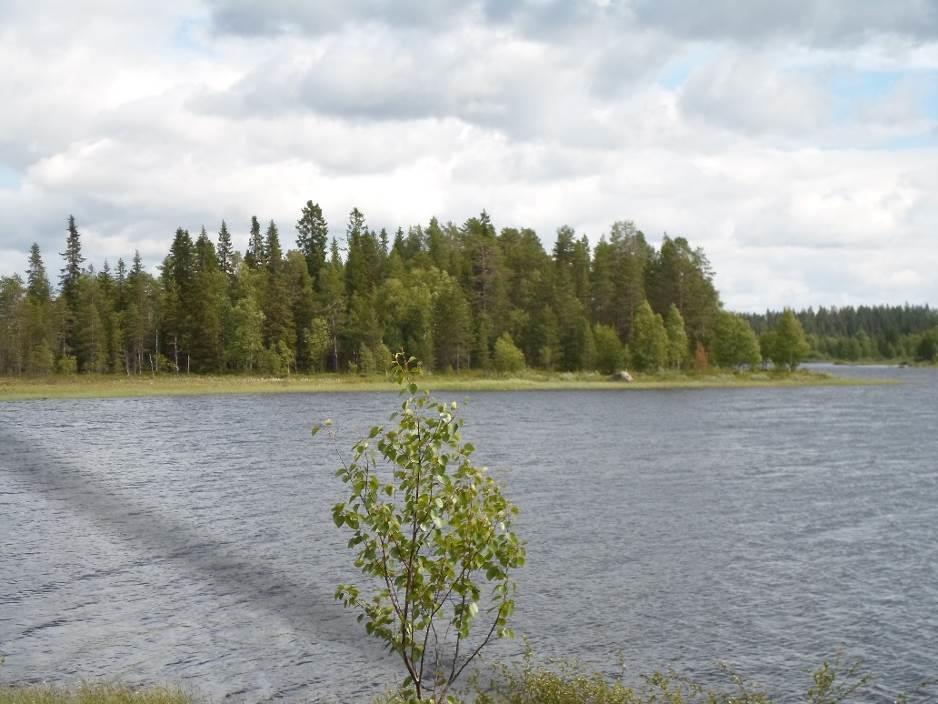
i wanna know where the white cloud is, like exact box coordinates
[679,57,829,136]
[0,0,936,312]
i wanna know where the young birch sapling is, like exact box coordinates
[316,354,525,703]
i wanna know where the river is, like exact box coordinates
[1,365,936,702]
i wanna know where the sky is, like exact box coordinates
[1,0,937,312]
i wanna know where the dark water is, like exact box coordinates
[1,366,936,702]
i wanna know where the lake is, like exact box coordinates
[1,366,936,702]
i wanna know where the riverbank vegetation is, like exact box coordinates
[2,207,818,382]
[744,305,938,365]
[3,655,927,704]
[0,683,191,704]
[0,368,870,401]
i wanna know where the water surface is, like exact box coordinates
[1,366,936,702]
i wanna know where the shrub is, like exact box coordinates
[320,355,525,703]
[0,683,191,704]
[493,334,525,374]
[593,324,625,375]
[469,653,901,704]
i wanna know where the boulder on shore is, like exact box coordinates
[610,370,633,382]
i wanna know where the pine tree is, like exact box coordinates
[296,201,329,285]
[647,235,719,346]
[590,236,616,328]
[462,211,506,321]
[319,241,346,372]
[665,304,689,369]
[609,221,651,341]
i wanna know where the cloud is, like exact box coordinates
[207,0,620,39]
[630,0,938,46]
[679,57,829,136]
[1,0,937,312]
[192,21,675,144]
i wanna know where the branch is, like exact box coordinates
[418,568,463,685]
[448,585,470,684]
[402,411,423,674]
[450,600,507,685]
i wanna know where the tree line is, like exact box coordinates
[744,305,938,364]
[1,206,816,376]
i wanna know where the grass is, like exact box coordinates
[0,368,884,401]
[0,684,192,704]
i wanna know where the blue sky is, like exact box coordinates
[0,165,21,190]
[1,0,937,311]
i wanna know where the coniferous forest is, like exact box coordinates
[1,205,936,378]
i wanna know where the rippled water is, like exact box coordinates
[2,366,937,702]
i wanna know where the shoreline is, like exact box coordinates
[0,370,889,401]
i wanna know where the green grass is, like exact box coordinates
[0,369,884,401]
[0,683,192,704]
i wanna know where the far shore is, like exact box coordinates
[0,368,891,401]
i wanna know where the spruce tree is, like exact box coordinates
[265,220,282,269]
[191,228,226,371]
[59,215,84,365]
[27,243,51,303]
[216,220,236,280]
[163,228,195,372]
[319,238,346,371]
[23,245,55,374]
[245,216,265,269]
[59,215,84,308]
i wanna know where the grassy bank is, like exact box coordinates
[4,655,920,704]
[0,684,191,704]
[0,368,883,401]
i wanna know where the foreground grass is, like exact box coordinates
[0,684,191,704]
[0,368,883,401]
[3,658,929,703]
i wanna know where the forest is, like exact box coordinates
[745,306,938,363]
[1,204,935,378]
